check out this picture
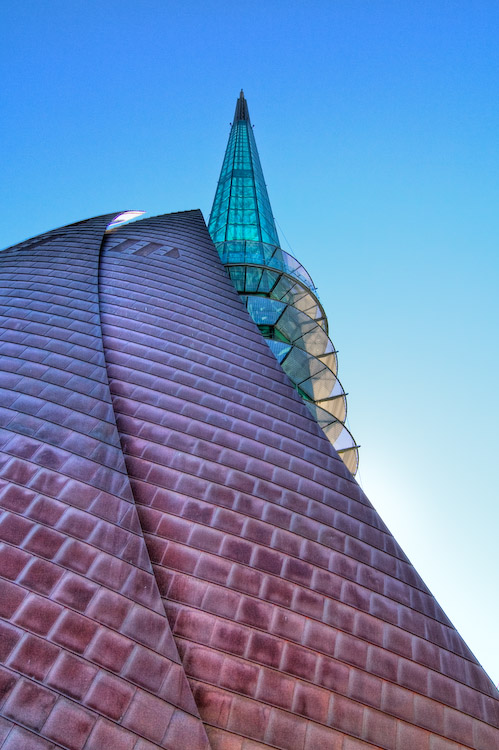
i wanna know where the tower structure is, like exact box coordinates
[209,91,358,475]
[0,94,497,750]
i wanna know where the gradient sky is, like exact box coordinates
[1,1,498,684]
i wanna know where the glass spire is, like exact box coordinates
[208,92,359,475]
[208,90,280,245]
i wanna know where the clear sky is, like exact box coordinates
[1,1,498,684]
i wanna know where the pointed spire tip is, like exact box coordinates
[234,90,250,122]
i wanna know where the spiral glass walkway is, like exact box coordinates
[208,91,359,475]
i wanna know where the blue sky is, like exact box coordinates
[1,1,498,684]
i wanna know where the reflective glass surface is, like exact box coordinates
[209,93,359,474]
[219,240,315,292]
[209,120,280,246]
[239,294,337,372]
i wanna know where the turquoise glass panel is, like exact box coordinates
[258,269,277,292]
[267,340,292,363]
[246,296,284,325]
[228,267,246,290]
[245,267,263,292]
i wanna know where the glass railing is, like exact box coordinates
[217,240,316,293]
[215,238,359,475]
